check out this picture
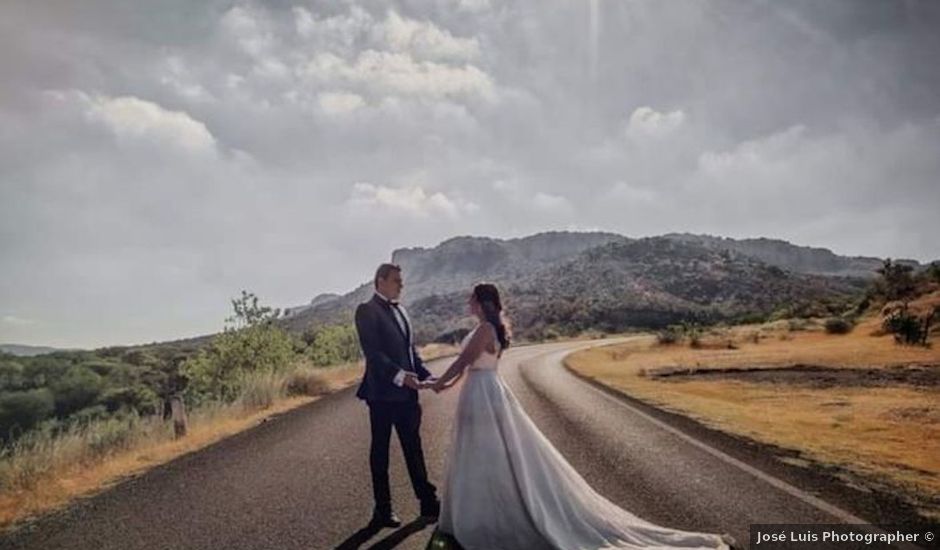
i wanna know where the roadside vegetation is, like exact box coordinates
[567,259,940,521]
[0,291,455,531]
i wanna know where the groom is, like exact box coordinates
[354,263,440,528]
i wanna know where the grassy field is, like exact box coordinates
[0,344,458,532]
[565,314,940,521]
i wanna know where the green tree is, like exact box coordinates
[50,366,104,416]
[874,259,916,301]
[0,388,55,440]
[182,291,293,405]
[100,386,160,415]
[226,290,281,330]
[305,324,362,367]
[0,359,26,392]
[926,261,940,284]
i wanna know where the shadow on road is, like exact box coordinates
[332,518,432,550]
[367,519,432,549]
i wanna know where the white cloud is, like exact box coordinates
[626,106,686,140]
[301,50,496,102]
[66,92,217,153]
[380,11,481,62]
[3,0,940,348]
[293,5,374,52]
[221,5,273,58]
[2,316,37,326]
[347,183,476,219]
[492,180,573,216]
[317,91,366,115]
[697,125,806,176]
[532,191,573,213]
[606,181,657,203]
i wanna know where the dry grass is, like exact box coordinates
[566,315,940,520]
[0,343,458,533]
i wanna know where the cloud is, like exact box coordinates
[625,106,686,140]
[58,92,217,153]
[380,10,481,62]
[300,50,496,102]
[2,0,939,347]
[2,315,37,326]
[532,191,573,214]
[347,183,477,219]
[317,91,366,115]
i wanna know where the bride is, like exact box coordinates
[427,283,735,550]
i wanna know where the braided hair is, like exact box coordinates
[472,283,511,355]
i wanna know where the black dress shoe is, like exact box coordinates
[419,499,441,521]
[370,511,402,528]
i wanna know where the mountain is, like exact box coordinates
[660,233,920,278]
[283,293,342,318]
[280,231,870,343]
[0,344,72,357]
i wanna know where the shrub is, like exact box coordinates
[50,366,104,417]
[824,317,853,335]
[182,292,295,405]
[305,324,362,367]
[236,371,285,411]
[0,389,55,441]
[873,259,916,301]
[100,386,160,415]
[882,303,931,346]
[285,369,332,397]
[787,318,810,332]
[656,326,680,345]
[0,360,26,392]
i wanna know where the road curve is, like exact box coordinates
[0,338,908,550]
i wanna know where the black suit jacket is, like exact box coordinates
[354,294,431,403]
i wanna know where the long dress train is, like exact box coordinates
[437,325,733,550]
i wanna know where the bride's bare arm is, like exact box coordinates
[432,325,494,391]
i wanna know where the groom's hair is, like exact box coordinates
[374,263,402,288]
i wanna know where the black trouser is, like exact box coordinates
[368,400,437,514]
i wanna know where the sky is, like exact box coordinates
[2,0,939,349]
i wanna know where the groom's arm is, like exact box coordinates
[355,304,407,385]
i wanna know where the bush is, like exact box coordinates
[882,304,930,346]
[305,324,362,367]
[0,360,26,392]
[680,321,703,348]
[100,386,160,415]
[236,371,285,410]
[182,292,295,405]
[824,317,853,335]
[71,405,109,425]
[787,318,810,332]
[0,389,55,440]
[285,368,332,397]
[86,412,142,458]
[50,366,104,417]
[656,326,680,345]
[873,259,916,301]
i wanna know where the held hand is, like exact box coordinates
[431,378,447,393]
[416,377,438,391]
[402,373,421,390]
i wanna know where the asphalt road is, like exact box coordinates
[0,338,918,550]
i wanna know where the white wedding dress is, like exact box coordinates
[438,324,733,550]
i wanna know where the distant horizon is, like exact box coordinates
[2,228,936,351]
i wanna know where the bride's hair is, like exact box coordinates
[472,283,511,354]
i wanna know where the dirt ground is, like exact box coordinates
[565,315,940,521]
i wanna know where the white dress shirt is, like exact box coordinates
[374,291,413,387]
